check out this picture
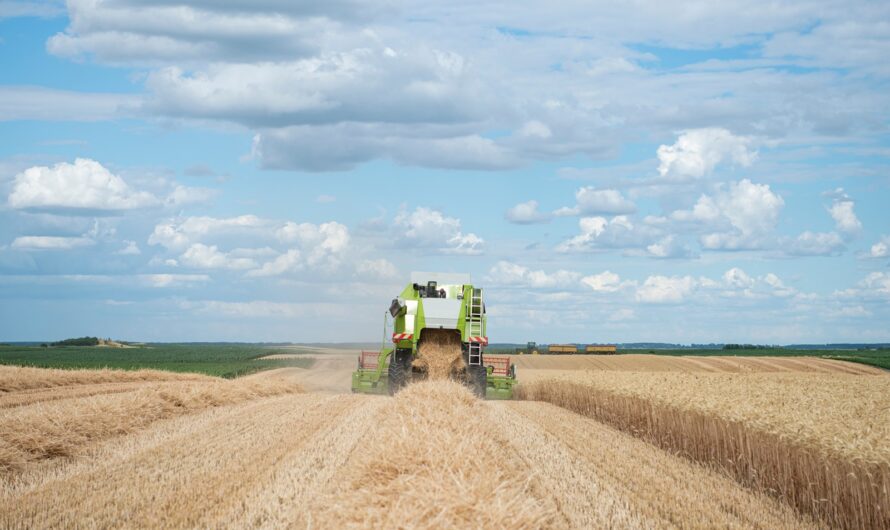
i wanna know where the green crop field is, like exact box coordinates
[0,343,315,378]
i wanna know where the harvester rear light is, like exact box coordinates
[392,333,413,342]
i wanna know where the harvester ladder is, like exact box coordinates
[467,288,484,366]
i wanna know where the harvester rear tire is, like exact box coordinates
[468,365,486,399]
[388,353,409,396]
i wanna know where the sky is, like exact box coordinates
[0,0,888,344]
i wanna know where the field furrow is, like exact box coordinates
[0,393,355,528]
[0,381,182,409]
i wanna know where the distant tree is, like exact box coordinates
[51,337,100,347]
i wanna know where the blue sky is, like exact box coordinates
[0,0,888,343]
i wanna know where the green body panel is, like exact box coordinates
[485,376,516,400]
[351,278,516,399]
[392,284,485,352]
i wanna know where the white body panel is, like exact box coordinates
[421,298,462,329]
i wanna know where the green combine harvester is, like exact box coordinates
[351,272,516,399]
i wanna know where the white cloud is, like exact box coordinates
[762,273,796,298]
[8,158,158,212]
[179,243,257,270]
[356,258,398,279]
[723,267,755,288]
[0,86,136,121]
[116,240,141,255]
[636,275,697,303]
[165,185,218,207]
[505,200,550,224]
[555,187,636,216]
[316,194,336,203]
[869,235,890,258]
[580,270,625,292]
[657,128,757,180]
[394,207,483,255]
[144,273,210,288]
[148,215,267,250]
[10,235,94,250]
[276,221,349,266]
[835,272,890,300]
[517,120,552,139]
[670,179,784,250]
[786,231,845,256]
[488,261,579,288]
[824,188,862,236]
[245,249,301,277]
[557,215,653,252]
[644,235,693,259]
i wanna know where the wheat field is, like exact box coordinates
[517,370,890,529]
[0,360,824,529]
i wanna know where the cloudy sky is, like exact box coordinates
[1,0,888,343]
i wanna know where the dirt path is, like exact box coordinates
[255,353,358,393]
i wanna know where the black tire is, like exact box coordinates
[388,351,409,395]
[467,365,487,398]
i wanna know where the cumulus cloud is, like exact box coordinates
[148,215,267,250]
[505,200,550,224]
[869,235,890,258]
[276,221,349,266]
[786,231,845,256]
[636,275,697,303]
[784,189,861,256]
[165,185,218,207]
[555,187,636,216]
[835,272,890,300]
[824,188,862,236]
[557,215,654,252]
[488,261,579,288]
[580,270,626,292]
[657,128,757,180]
[147,215,349,276]
[670,179,784,250]
[643,235,694,259]
[10,235,94,250]
[394,207,484,255]
[245,249,301,277]
[8,158,158,212]
[179,243,257,270]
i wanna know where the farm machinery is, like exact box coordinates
[351,272,517,399]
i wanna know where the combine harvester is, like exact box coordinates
[351,272,517,399]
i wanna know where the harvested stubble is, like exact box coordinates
[309,380,556,529]
[1,379,814,528]
[518,373,890,530]
[0,377,302,472]
[0,365,212,393]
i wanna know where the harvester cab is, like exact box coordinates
[351,272,516,399]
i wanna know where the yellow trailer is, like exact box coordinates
[585,344,617,354]
[548,344,578,354]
